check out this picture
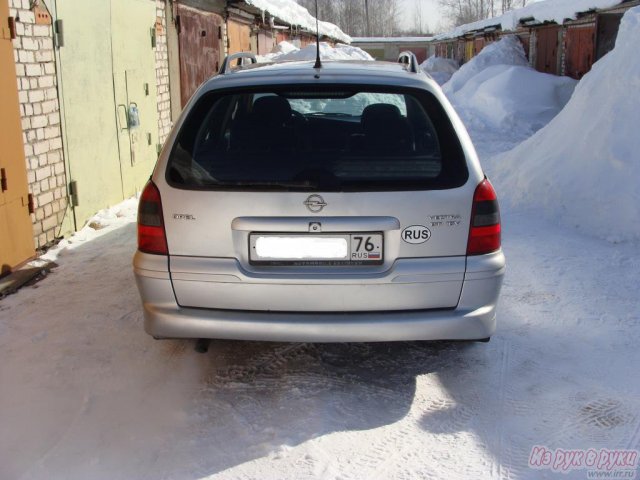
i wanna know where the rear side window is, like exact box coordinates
[167,86,468,191]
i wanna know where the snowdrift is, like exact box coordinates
[492,6,640,242]
[420,55,459,85]
[443,36,576,136]
[443,36,529,96]
[453,64,576,133]
[258,42,373,63]
[270,40,298,56]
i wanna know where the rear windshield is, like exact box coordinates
[167,86,468,191]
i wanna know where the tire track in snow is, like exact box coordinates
[537,392,637,451]
[626,408,640,450]
[343,375,483,480]
[197,342,423,479]
[207,342,312,385]
[346,418,422,480]
[493,338,510,480]
[16,394,92,479]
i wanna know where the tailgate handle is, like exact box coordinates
[232,216,400,232]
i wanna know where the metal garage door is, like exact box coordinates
[535,25,561,75]
[227,19,251,54]
[111,0,159,199]
[565,24,595,79]
[177,4,223,108]
[56,0,158,228]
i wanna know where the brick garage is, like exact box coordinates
[9,0,67,249]
[155,0,171,144]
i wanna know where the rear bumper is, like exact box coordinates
[133,250,505,342]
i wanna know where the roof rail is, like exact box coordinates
[219,52,258,75]
[398,51,419,73]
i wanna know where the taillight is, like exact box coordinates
[138,181,168,255]
[467,178,501,255]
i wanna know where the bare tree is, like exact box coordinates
[369,0,401,36]
[296,0,401,37]
[439,0,528,27]
[340,1,366,37]
[297,0,339,25]
[414,1,424,33]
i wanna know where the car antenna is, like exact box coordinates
[313,0,322,69]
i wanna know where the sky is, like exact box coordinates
[399,0,443,33]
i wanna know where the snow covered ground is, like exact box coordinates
[2,165,639,480]
[2,9,640,480]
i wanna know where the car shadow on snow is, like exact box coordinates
[153,338,485,478]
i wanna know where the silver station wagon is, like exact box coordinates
[133,52,505,343]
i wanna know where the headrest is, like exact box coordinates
[252,95,292,124]
[361,104,402,131]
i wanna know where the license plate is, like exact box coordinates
[249,233,383,265]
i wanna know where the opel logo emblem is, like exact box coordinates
[303,194,327,213]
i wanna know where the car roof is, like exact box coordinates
[201,60,436,92]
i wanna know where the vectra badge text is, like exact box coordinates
[304,194,327,213]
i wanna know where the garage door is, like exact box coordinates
[56,0,158,227]
[0,0,35,274]
[177,4,223,107]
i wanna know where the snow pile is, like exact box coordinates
[333,43,375,61]
[434,0,621,40]
[452,65,576,133]
[443,36,576,136]
[43,197,139,261]
[491,6,640,242]
[420,55,459,85]
[443,36,529,95]
[245,0,351,43]
[259,41,373,62]
[271,40,298,56]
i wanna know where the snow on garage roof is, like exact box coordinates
[433,0,624,40]
[244,0,351,43]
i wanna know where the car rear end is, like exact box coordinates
[133,61,505,342]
